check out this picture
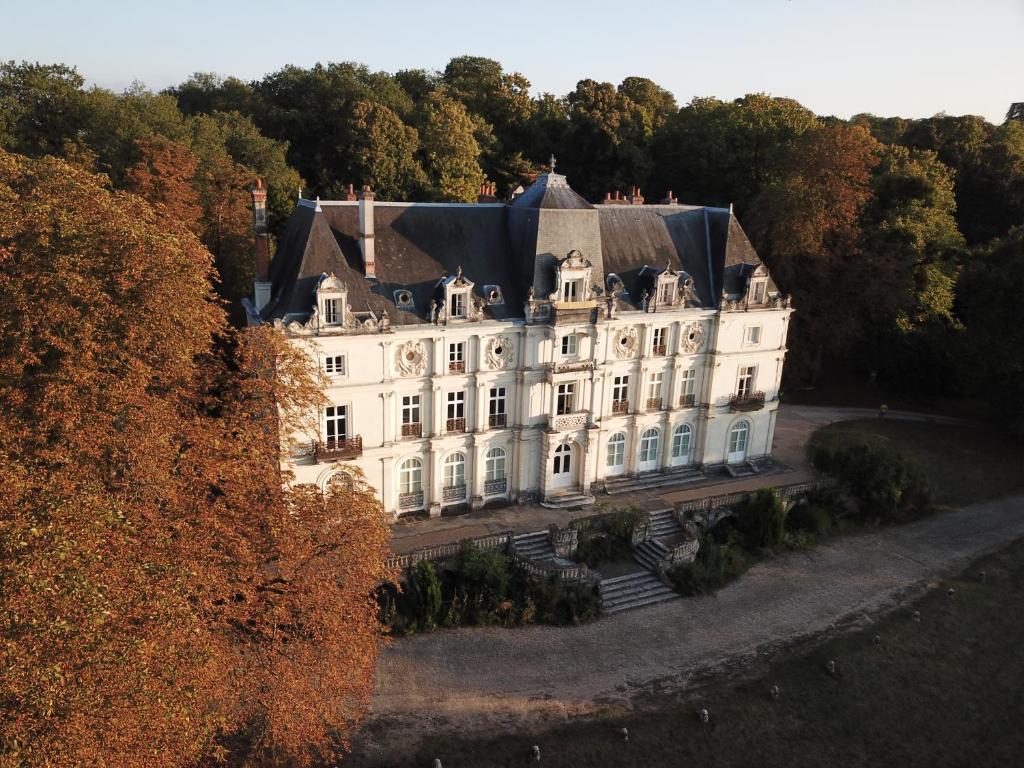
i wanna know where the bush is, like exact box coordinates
[812,441,933,522]
[786,502,833,536]
[737,488,787,549]
[667,536,749,596]
[572,505,646,567]
[575,533,632,567]
[382,542,603,634]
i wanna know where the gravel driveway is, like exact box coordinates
[358,492,1024,759]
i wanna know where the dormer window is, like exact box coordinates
[654,264,680,309]
[450,292,466,318]
[315,273,348,329]
[562,279,582,302]
[439,265,475,324]
[751,280,766,304]
[394,289,416,311]
[483,285,504,305]
[552,250,594,306]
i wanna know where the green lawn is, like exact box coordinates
[808,419,1024,506]
[368,540,1024,768]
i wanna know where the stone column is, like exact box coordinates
[380,455,395,519]
[432,384,444,437]
[381,339,393,382]
[475,379,487,434]
[380,391,394,446]
[471,437,486,510]
[428,442,442,516]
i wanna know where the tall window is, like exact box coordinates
[751,280,766,304]
[659,281,674,305]
[680,369,696,407]
[562,279,581,302]
[612,375,630,413]
[560,334,578,356]
[450,292,466,318]
[728,421,750,459]
[401,394,421,437]
[485,447,506,481]
[323,298,341,325]
[325,405,347,444]
[489,386,507,427]
[324,355,346,376]
[652,327,667,355]
[448,341,465,372]
[446,391,465,419]
[672,424,692,461]
[443,452,466,488]
[639,428,660,463]
[398,458,422,495]
[646,372,664,407]
[607,433,626,467]
[556,382,576,415]
[737,366,756,397]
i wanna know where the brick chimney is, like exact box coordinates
[661,190,678,205]
[477,181,498,204]
[358,185,376,279]
[251,179,272,312]
[626,186,645,206]
[343,183,358,202]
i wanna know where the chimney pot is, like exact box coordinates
[359,190,376,278]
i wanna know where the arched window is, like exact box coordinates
[553,443,572,474]
[443,452,466,488]
[607,433,626,468]
[727,421,750,463]
[398,458,422,494]
[672,424,692,461]
[639,428,660,463]
[485,447,506,481]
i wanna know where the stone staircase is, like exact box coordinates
[539,491,596,510]
[599,570,678,614]
[633,537,671,571]
[603,467,704,495]
[513,530,555,560]
[647,508,684,540]
[725,461,760,478]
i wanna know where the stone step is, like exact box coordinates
[513,531,555,559]
[539,492,596,510]
[599,571,678,614]
[603,468,704,496]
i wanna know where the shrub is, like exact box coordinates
[667,536,749,596]
[572,505,646,566]
[575,533,632,567]
[737,488,787,549]
[813,441,933,522]
[407,559,443,631]
[786,502,833,536]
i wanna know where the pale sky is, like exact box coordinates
[2,0,1021,123]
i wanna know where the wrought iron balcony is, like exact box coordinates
[680,393,696,408]
[646,397,664,411]
[729,391,766,412]
[611,399,628,415]
[488,413,507,428]
[484,477,507,495]
[313,435,363,462]
[442,484,466,502]
[448,360,465,373]
[446,417,466,433]
[401,422,422,438]
[398,490,424,509]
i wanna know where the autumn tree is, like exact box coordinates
[125,135,204,233]
[0,150,391,767]
[418,91,484,202]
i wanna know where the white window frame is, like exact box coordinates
[672,424,692,461]
[398,458,423,494]
[450,291,466,318]
[751,280,766,304]
[485,447,506,481]
[737,366,756,397]
[647,372,664,402]
[560,334,578,357]
[561,279,582,302]
[325,405,348,443]
[401,394,421,425]
[743,325,762,347]
[652,327,667,354]
[612,375,630,404]
[323,354,346,377]
[639,428,660,463]
[446,391,465,419]
[323,297,341,325]
[680,369,696,406]
[443,452,466,489]
[489,386,506,417]
[556,382,576,415]
[607,433,626,468]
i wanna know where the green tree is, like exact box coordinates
[345,99,425,199]
[418,92,484,201]
[0,61,86,155]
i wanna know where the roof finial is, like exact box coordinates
[549,154,557,174]
[297,187,303,200]
[456,265,463,279]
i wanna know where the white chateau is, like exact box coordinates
[246,171,792,518]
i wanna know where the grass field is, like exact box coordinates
[374,540,1024,768]
[808,419,1024,506]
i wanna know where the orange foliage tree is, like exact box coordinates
[0,149,391,767]
[125,135,204,235]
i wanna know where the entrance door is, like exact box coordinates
[638,428,660,472]
[552,443,573,489]
[727,422,749,464]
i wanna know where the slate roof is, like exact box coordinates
[261,175,773,324]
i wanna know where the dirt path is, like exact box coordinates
[357,492,1024,760]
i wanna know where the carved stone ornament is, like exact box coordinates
[485,335,515,369]
[395,340,428,377]
[681,321,705,354]
[612,326,639,358]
